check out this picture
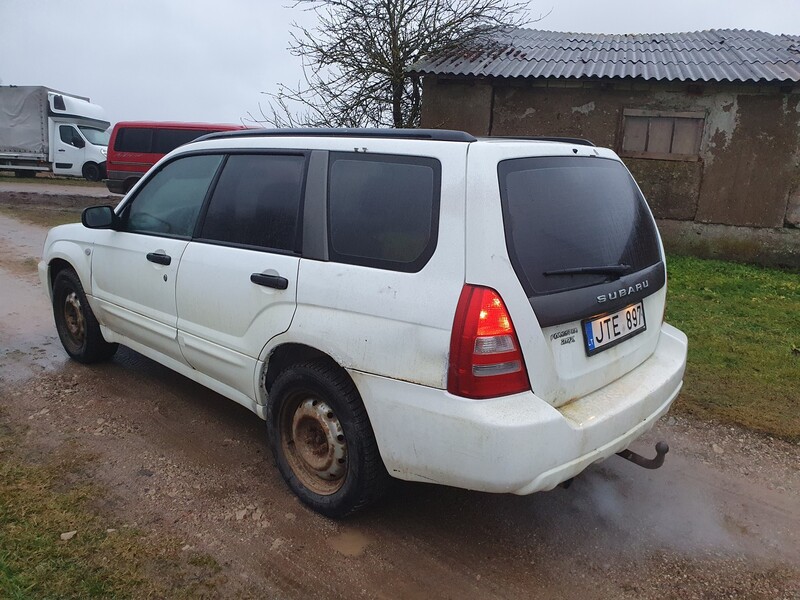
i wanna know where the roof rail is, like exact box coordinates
[194,127,478,143]
[492,136,596,147]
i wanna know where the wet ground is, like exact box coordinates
[0,179,118,198]
[1,201,799,598]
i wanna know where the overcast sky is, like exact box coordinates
[1,0,798,125]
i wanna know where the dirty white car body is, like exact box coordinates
[39,129,688,516]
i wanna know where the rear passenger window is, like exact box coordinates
[199,154,306,252]
[114,128,153,153]
[153,129,209,154]
[328,153,440,272]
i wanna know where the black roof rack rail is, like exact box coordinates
[492,136,596,147]
[194,127,477,143]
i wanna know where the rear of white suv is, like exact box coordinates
[40,129,686,518]
[358,138,686,497]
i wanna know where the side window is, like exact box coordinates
[153,129,208,154]
[59,125,79,147]
[122,154,223,237]
[327,153,440,272]
[199,154,305,252]
[114,128,153,153]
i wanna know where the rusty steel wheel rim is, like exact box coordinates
[63,291,86,346]
[280,394,347,495]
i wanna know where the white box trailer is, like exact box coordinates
[0,86,110,181]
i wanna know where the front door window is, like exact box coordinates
[121,154,223,238]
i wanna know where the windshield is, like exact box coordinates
[78,126,110,147]
[498,156,661,296]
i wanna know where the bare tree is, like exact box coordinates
[251,0,530,129]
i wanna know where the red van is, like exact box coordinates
[105,121,245,193]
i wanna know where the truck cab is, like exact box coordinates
[47,91,110,181]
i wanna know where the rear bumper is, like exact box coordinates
[353,322,687,494]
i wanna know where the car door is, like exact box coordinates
[52,124,85,177]
[175,152,305,399]
[90,153,223,365]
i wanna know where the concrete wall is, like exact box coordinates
[420,76,800,267]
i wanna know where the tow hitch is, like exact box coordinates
[616,441,669,470]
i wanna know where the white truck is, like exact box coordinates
[0,86,110,181]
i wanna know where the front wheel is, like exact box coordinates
[52,269,118,363]
[82,162,101,182]
[266,361,390,518]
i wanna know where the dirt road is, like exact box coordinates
[1,207,799,599]
[0,180,118,198]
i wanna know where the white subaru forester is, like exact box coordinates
[39,129,688,517]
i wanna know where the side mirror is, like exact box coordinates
[82,205,118,229]
[73,136,86,149]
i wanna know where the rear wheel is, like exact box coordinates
[52,269,118,363]
[13,170,36,178]
[266,360,390,518]
[82,162,101,182]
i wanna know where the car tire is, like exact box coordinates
[52,269,118,363]
[82,162,101,182]
[266,360,390,518]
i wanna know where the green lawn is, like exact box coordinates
[0,174,106,188]
[666,255,800,441]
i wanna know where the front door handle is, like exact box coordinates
[250,273,288,290]
[146,252,171,266]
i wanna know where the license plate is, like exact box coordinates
[583,301,646,356]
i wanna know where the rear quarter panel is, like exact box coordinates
[283,139,469,388]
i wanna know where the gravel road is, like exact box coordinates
[1,195,798,599]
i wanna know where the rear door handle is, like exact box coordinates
[146,252,171,266]
[250,273,288,290]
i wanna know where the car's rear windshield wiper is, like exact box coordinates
[543,264,631,277]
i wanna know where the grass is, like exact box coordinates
[666,255,800,441]
[0,174,105,188]
[0,205,80,228]
[0,417,226,599]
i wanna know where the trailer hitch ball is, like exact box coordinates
[616,441,669,470]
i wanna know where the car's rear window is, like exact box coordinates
[498,156,661,296]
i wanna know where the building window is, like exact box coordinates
[621,109,705,161]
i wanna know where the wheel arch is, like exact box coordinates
[261,342,344,399]
[45,240,93,297]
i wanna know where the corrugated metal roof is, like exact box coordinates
[410,29,800,83]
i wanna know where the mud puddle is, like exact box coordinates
[0,229,65,384]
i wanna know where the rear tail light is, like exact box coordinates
[448,285,531,399]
